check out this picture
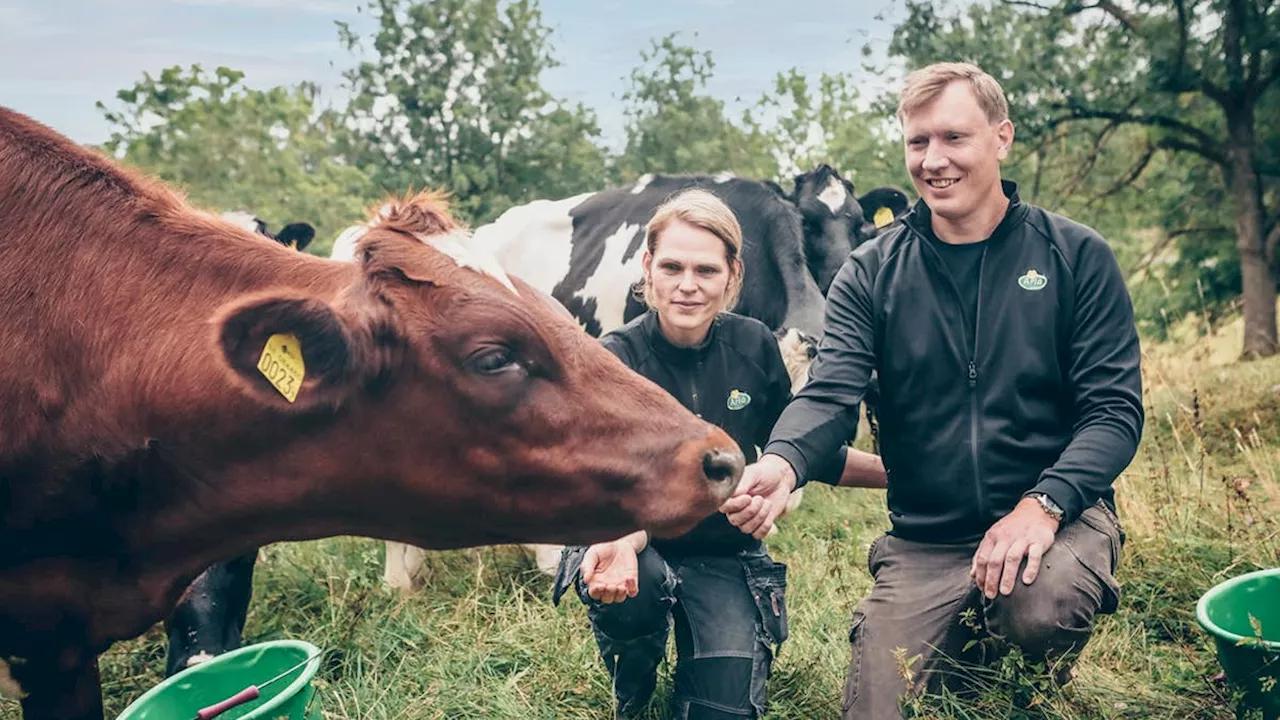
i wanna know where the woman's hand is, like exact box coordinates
[581,539,640,604]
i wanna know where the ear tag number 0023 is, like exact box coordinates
[257,333,305,403]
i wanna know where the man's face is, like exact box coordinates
[901,80,1013,225]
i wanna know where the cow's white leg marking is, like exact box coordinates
[383,541,428,592]
[817,176,848,215]
[0,657,26,699]
[186,651,216,668]
[525,543,564,576]
[574,222,644,332]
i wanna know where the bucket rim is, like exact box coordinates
[1195,567,1280,650]
[116,639,322,720]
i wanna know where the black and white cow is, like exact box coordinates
[332,164,906,341]
[331,165,908,585]
[220,210,316,251]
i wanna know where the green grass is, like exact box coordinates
[3,326,1279,719]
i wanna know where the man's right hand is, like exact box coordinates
[581,539,639,604]
[720,453,797,539]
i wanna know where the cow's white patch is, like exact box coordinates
[414,228,519,295]
[219,210,261,234]
[0,658,26,699]
[817,177,848,215]
[328,224,368,263]
[470,194,591,297]
[186,652,216,668]
[329,220,520,296]
[630,173,654,195]
[713,171,735,183]
[574,222,644,331]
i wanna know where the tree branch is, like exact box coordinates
[1127,226,1232,283]
[1048,105,1225,163]
[1002,0,1057,10]
[1155,136,1228,167]
[1060,0,1144,35]
[1083,141,1156,208]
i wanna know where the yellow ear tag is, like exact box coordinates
[874,206,895,228]
[288,240,297,249]
[257,333,305,403]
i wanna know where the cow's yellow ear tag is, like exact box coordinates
[257,333,305,403]
[874,206,895,229]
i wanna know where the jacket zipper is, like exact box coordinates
[921,238,989,520]
[691,358,703,417]
[970,250,987,520]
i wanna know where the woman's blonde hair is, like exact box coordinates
[637,188,745,312]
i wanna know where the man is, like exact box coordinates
[720,62,1143,719]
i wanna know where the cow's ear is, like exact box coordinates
[215,294,357,410]
[276,223,315,251]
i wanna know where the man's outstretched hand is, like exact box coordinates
[720,453,797,540]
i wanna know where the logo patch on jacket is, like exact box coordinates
[727,389,751,410]
[1018,269,1048,291]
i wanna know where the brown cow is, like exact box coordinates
[0,106,744,720]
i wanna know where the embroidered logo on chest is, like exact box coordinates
[1018,269,1048,291]
[727,389,752,411]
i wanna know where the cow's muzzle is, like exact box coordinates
[701,447,744,501]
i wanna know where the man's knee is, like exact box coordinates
[988,504,1124,657]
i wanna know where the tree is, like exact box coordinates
[336,0,610,224]
[755,68,911,192]
[614,33,778,181]
[886,0,1280,358]
[97,64,375,256]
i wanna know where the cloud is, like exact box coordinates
[159,0,359,13]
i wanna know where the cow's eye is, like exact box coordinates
[468,347,520,375]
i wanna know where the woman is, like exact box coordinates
[552,188,886,719]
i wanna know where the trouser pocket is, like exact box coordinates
[742,554,788,647]
[841,612,867,714]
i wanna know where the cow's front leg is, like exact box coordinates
[16,656,103,720]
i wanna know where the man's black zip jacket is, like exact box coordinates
[764,181,1143,544]
[601,310,847,556]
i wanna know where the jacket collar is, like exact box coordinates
[641,309,720,365]
[905,179,1027,246]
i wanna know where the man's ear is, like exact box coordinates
[215,293,358,410]
[996,119,1015,161]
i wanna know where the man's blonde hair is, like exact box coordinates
[897,62,1009,125]
[639,188,745,312]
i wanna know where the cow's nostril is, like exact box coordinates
[702,448,745,490]
[806,345,818,359]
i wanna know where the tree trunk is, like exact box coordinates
[1227,111,1277,359]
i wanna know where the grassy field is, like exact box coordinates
[3,314,1279,719]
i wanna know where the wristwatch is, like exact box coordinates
[1027,492,1064,522]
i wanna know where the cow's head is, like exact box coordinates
[213,191,743,548]
[791,164,872,294]
[856,186,911,234]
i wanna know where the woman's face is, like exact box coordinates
[643,218,734,345]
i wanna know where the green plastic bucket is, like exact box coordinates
[1196,568,1280,717]
[116,640,323,720]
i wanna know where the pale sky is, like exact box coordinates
[0,0,917,151]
